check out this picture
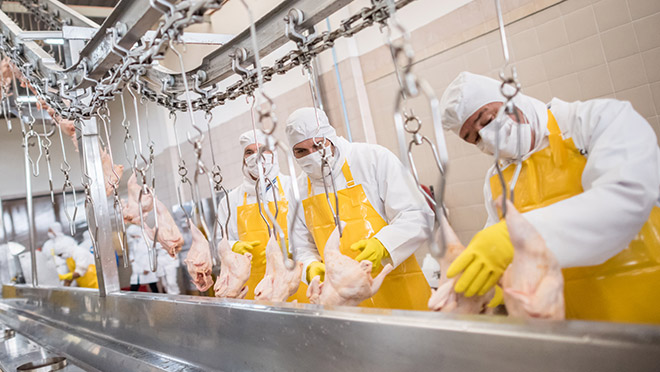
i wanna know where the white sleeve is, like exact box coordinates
[524,100,660,268]
[288,177,322,284]
[72,249,92,276]
[372,148,434,267]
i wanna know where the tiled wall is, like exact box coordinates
[153,0,660,248]
[361,0,660,245]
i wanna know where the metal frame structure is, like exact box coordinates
[0,1,659,370]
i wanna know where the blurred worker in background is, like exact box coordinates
[217,128,306,301]
[127,224,160,293]
[439,71,660,323]
[50,222,98,288]
[285,107,433,310]
[157,246,180,294]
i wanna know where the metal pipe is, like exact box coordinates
[23,136,38,287]
[325,17,352,142]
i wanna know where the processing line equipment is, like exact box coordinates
[0,0,658,371]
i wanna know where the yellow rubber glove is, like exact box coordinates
[232,241,261,256]
[350,238,389,270]
[59,272,74,281]
[487,285,504,308]
[306,261,326,283]
[447,220,514,297]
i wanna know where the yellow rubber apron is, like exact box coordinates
[490,110,660,324]
[237,177,308,302]
[65,257,98,289]
[303,160,430,310]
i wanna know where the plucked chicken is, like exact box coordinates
[100,146,124,197]
[143,198,184,257]
[307,224,393,306]
[214,234,252,299]
[184,219,214,292]
[254,236,303,302]
[121,172,153,225]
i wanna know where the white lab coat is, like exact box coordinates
[129,236,158,285]
[291,137,435,281]
[483,98,660,268]
[217,174,294,248]
[43,235,78,257]
[157,247,180,294]
[69,245,95,277]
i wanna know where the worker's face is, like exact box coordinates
[292,137,335,159]
[459,102,534,151]
[243,143,273,159]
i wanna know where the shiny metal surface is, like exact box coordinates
[77,117,119,295]
[0,322,87,372]
[3,285,660,372]
[16,356,68,372]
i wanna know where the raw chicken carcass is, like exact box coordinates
[184,219,214,292]
[214,234,252,299]
[53,114,78,151]
[100,146,124,197]
[428,216,496,314]
[253,236,303,302]
[500,199,565,320]
[307,224,393,306]
[121,172,154,225]
[143,198,184,257]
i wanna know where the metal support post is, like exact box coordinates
[22,140,38,287]
[77,117,120,296]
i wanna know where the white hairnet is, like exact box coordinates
[440,72,548,148]
[285,107,337,146]
[239,128,268,152]
[48,222,63,235]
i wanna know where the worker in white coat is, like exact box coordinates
[439,71,660,323]
[50,224,98,288]
[157,246,180,294]
[285,107,433,310]
[217,129,306,301]
[127,224,160,293]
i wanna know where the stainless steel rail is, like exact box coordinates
[2,285,660,372]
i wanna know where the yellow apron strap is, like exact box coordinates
[342,160,355,188]
[242,192,248,206]
[307,177,313,197]
[547,110,567,166]
[276,176,286,200]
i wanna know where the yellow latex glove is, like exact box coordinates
[350,238,389,269]
[59,272,74,281]
[232,241,261,256]
[447,220,514,297]
[487,285,504,308]
[306,261,326,283]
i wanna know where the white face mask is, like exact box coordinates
[243,153,273,179]
[297,147,333,180]
[476,116,532,160]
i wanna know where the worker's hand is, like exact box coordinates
[350,238,389,270]
[487,285,504,308]
[447,220,514,297]
[232,241,261,256]
[306,261,326,283]
[59,272,74,281]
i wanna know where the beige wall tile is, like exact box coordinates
[650,82,660,117]
[536,17,569,49]
[549,73,582,101]
[641,47,660,83]
[515,55,548,86]
[578,64,614,98]
[510,28,541,61]
[593,0,632,31]
[600,24,639,61]
[533,3,563,25]
[559,0,595,15]
[463,46,491,74]
[627,0,660,20]
[570,35,606,70]
[564,5,599,42]
[633,12,660,51]
[525,81,553,102]
[608,54,648,91]
[616,84,657,117]
[542,45,574,79]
